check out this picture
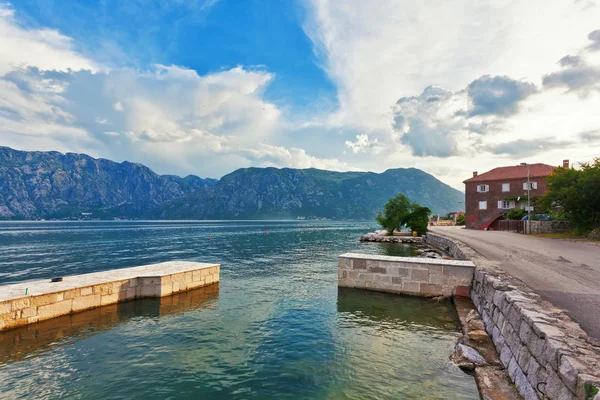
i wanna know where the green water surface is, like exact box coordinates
[0,221,478,399]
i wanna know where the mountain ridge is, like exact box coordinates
[0,146,464,220]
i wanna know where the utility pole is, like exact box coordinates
[527,163,531,234]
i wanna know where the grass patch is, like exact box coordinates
[532,231,600,244]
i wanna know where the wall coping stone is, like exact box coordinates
[339,252,476,268]
[0,261,217,302]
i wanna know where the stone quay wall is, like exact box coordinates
[0,261,219,332]
[426,232,600,400]
[338,253,475,297]
[528,220,572,234]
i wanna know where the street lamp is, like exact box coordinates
[521,162,531,234]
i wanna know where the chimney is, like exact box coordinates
[563,159,569,168]
[473,171,478,177]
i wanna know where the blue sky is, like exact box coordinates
[1,0,600,188]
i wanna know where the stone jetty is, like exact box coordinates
[0,261,219,332]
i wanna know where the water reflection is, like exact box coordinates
[337,287,459,330]
[0,284,219,365]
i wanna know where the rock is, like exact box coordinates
[452,343,487,366]
[466,309,479,322]
[468,318,485,332]
[588,228,600,240]
[468,330,490,342]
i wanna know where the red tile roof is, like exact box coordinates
[464,163,556,183]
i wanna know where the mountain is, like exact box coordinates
[0,147,216,219]
[155,167,464,220]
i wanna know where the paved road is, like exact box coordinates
[430,226,600,340]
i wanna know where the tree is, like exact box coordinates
[376,193,431,236]
[456,214,466,226]
[542,158,600,234]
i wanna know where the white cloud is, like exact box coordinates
[0,4,96,75]
[344,134,383,154]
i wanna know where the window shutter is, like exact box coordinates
[485,185,489,192]
[498,200,503,209]
[532,182,538,189]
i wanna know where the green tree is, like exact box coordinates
[376,193,431,235]
[456,214,466,226]
[542,158,600,234]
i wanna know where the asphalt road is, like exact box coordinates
[430,226,600,341]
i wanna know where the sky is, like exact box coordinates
[1,0,600,189]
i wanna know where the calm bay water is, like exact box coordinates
[0,221,478,399]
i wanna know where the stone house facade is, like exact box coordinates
[463,162,563,230]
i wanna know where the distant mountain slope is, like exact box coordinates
[155,167,464,220]
[0,147,216,219]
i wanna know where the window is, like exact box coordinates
[479,201,487,210]
[477,184,489,193]
[523,182,538,190]
[499,200,515,209]
[502,183,510,192]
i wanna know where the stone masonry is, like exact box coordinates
[425,232,600,400]
[338,253,475,297]
[0,261,219,332]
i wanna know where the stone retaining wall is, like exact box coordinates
[424,232,471,260]
[426,232,600,400]
[338,253,475,297]
[0,261,219,332]
[528,220,572,234]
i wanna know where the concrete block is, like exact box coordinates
[420,283,443,296]
[38,300,72,320]
[428,273,444,285]
[101,293,120,306]
[454,285,470,297]
[396,267,410,277]
[10,298,30,311]
[79,286,94,296]
[0,302,10,314]
[443,265,474,281]
[352,259,366,270]
[20,307,37,318]
[338,258,351,269]
[402,281,420,294]
[141,277,161,286]
[30,294,59,307]
[391,277,403,285]
[141,285,159,298]
[411,269,429,283]
[368,265,387,274]
[72,295,101,312]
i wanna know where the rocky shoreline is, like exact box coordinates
[360,231,447,259]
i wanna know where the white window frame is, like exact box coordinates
[477,184,489,193]
[523,182,538,190]
[479,201,487,210]
[500,200,516,209]
[502,183,510,192]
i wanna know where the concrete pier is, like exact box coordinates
[0,261,219,332]
[338,253,475,297]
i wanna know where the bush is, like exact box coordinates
[507,208,526,220]
[456,214,466,226]
[376,193,431,235]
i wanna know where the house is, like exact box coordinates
[463,161,566,230]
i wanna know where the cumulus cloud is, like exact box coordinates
[391,75,536,157]
[542,59,600,95]
[588,29,600,51]
[466,75,537,117]
[344,134,383,154]
[560,55,584,67]
[485,138,575,157]
[0,5,96,75]
[0,6,347,178]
